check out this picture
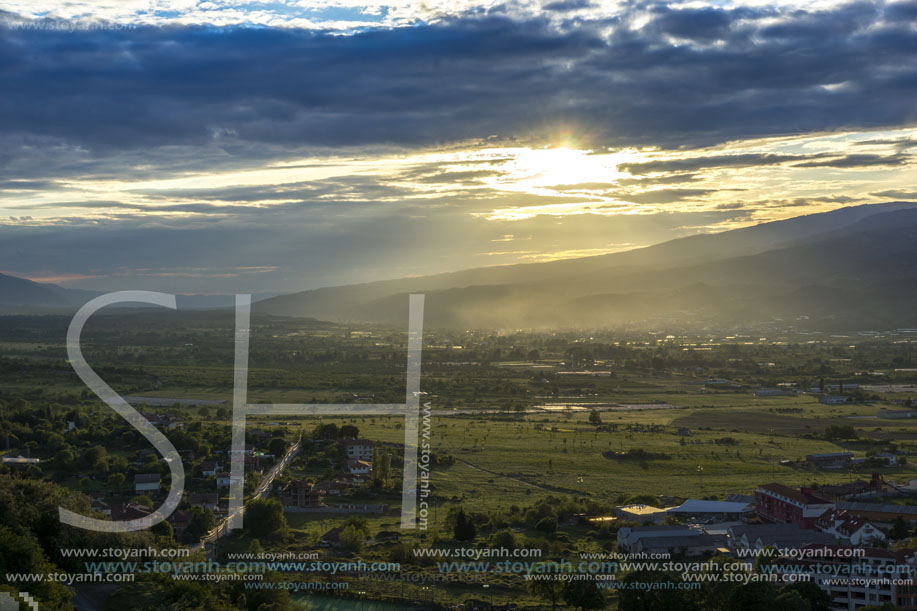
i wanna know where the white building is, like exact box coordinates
[816,509,886,545]
[347,459,372,476]
[773,545,917,610]
[343,439,374,461]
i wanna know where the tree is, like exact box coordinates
[132,495,154,507]
[783,581,832,611]
[236,573,290,610]
[562,578,605,611]
[338,524,364,552]
[82,445,108,469]
[54,448,75,470]
[529,577,564,611]
[268,437,287,458]
[312,423,339,439]
[372,448,391,489]
[182,506,217,543]
[244,499,288,539]
[727,582,780,611]
[108,472,125,489]
[775,589,810,611]
[618,570,699,611]
[340,424,359,438]
[535,516,558,534]
[824,424,857,441]
[891,516,910,540]
[151,519,173,541]
[754,545,779,574]
[0,526,74,609]
[453,508,476,542]
[589,410,602,426]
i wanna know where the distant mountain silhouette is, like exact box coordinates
[0,274,274,312]
[0,273,83,308]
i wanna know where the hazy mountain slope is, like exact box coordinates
[0,273,74,307]
[268,205,917,329]
[257,202,916,322]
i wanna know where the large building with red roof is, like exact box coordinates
[755,482,835,528]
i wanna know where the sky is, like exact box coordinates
[0,0,915,294]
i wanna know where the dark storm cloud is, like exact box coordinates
[616,174,699,186]
[642,5,737,42]
[872,189,917,200]
[0,1,915,155]
[619,153,820,174]
[620,152,911,174]
[854,137,917,152]
[791,153,913,168]
[543,0,596,11]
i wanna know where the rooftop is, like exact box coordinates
[669,499,753,514]
[757,483,832,505]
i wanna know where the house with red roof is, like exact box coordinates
[816,508,886,545]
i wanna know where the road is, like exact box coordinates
[191,435,302,554]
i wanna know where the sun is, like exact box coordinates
[489,146,632,194]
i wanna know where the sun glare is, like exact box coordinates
[485,146,636,195]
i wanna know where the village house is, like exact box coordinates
[140,412,184,430]
[134,473,160,493]
[90,497,111,516]
[727,523,836,553]
[314,480,350,496]
[112,503,152,521]
[200,460,221,477]
[347,459,372,476]
[167,509,193,538]
[244,455,263,474]
[320,526,343,547]
[187,492,219,512]
[280,480,325,509]
[815,509,886,545]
